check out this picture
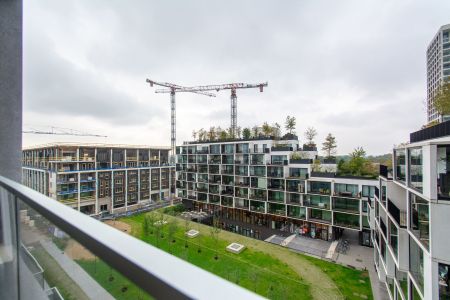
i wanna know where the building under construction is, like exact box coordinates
[22,143,175,215]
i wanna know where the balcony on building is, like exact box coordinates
[286,192,301,205]
[250,154,265,165]
[267,178,285,191]
[250,166,266,177]
[333,183,359,198]
[250,200,266,213]
[267,202,286,216]
[287,205,306,220]
[208,165,220,174]
[333,212,360,229]
[308,208,332,224]
[267,166,284,178]
[303,194,330,209]
[249,188,267,201]
[332,197,360,213]
[288,167,308,179]
[286,179,305,193]
[307,181,331,195]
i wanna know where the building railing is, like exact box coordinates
[0,175,263,300]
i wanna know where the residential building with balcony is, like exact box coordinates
[370,121,450,300]
[176,137,378,245]
[427,23,450,123]
[22,143,175,215]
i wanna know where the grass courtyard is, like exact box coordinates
[108,208,374,300]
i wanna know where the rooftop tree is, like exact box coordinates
[285,116,296,134]
[305,127,317,146]
[322,133,337,158]
[262,122,272,137]
[242,127,251,139]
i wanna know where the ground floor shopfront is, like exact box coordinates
[187,200,334,241]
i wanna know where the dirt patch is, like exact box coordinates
[104,220,132,234]
[65,239,95,260]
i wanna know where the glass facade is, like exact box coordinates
[395,149,406,182]
[334,183,359,197]
[409,148,423,192]
[409,236,424,294]
[409,193,430,250]
[437,145,450,200]
[439,263,450,300]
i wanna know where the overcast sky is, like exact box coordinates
[23,0,450,155]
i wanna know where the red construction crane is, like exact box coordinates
[155,82,268,138]
[146,78,216,161]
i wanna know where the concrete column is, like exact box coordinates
[0,0,22,182]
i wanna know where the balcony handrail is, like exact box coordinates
[0,175,263,300]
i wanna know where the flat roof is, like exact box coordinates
[23,142,171,151]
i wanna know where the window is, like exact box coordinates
[409,193,430,250]
[362,185,375,198]
[409,148,423,192]
[409,236,424,294]
[334,183,358,197]
[439,263,450,299]
[395,149,406,182]
[437,145,450,200]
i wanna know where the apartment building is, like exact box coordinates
[22,143,175,215]
[427,24,450,123]
[370,122,450,300]
[175,137,378,245]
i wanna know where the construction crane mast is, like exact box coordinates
[146,78,216,162]
[155,82,268,138]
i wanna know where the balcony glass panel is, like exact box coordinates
[209,155,221,164]
[268,203,285,215]
[308,181,331,195]
[287,206,306,219]
[250,154,264,165]
[235,198,249,209]
[222,155,234,165]
[198,165,208,174]
[197,155,208,164]
[221,186,234,196]
[394,149,406,182]
[221,165,234,175]
[409,148,423,192]
[271,155,287,165]
[286,193,301,205]
[309,209,331,223]
[409,236,424,294]
[304,194,330,209]
[437,145,450,200]
[236,143,249,153]
[286,179,305,192]
[334,183,359,198]
[222,144,234,154]
[209,144,220,154]
[268,178,285,190]
[389,219,398,259]
[209,184,220,194]
[249,166,266,177]
[208,165,220,174]
[250,200,265,213]
[409,193,429,250]
[209,194,220,204]
[249,188,266,201]
[221,196,234,207]
[235,187,248,198]
[333,212,359,229]
[208,175,221,184]
[439,263,450,300]
[235,166,248,176]
[250,177,267,189]
[288,168,308,179]
[268,190,284,202]
[267,166,283,178]
[332,197,359,213]
[222,175,234,185]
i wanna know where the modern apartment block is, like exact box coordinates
[175,137,378,245]
[427,24,450,123]
[370,122,450,300]
[22,143,175,215]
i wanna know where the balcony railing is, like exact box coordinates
[0,175,262,300]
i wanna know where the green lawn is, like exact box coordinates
[75,208,373,300]
[302,255,373,300]
[76,259,152,300]
[30,244,89,300]
[124,213,311,300]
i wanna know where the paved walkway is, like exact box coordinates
[267,234,331,258]
[40,240,114,300]
[333,231,388,300]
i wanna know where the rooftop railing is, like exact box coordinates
[0,175,263,300]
